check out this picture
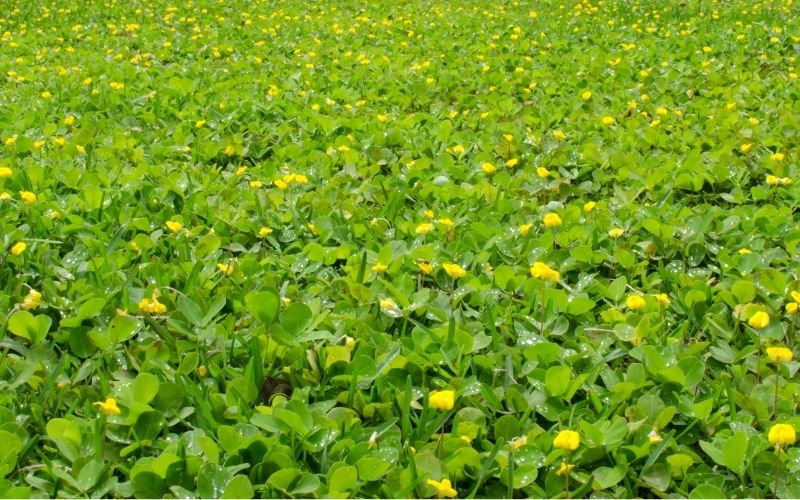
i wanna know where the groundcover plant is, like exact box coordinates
[0,0,799,497]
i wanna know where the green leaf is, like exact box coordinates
[592,465,626,490]
[132,471,164,499]
[132,373,159,404]
[245,290,279,326]
[8,311,51,344]
[222,475,254,499]
[544,365,571,397]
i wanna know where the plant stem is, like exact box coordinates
[756,331,762,383]
[508,448,514,499]
[541,279,546,335]
[774,364,780,418]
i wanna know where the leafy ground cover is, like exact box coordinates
[1,0,799,497]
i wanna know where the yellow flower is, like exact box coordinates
[536,167,550,178]
[767,175,780,186]
[274,179,289,190]
[0,166,12,179]
[543,213,562,228]
[64,115,75,126]
[626,295,646,311]
[21,289,42,310]
[656,107,668,116]
[424,210,435,219]
[556,462,575,476]
[249,180,263,189]
[553,430,580,451]
[10,241,26,256]
[608,227,624,238]
[258,227,273,238]
[583,201,597,213]
[766,346,793,363]
[0,192,9,201]
[768,423,796,449]
[5,136,17,146]
[509,436,528,450]
[195,119,206,128]
[438,218,455,229]
[452,144,465,155]
[648,429,663,444]
[166,220,183,234]
[109,82,125,90]
[779,177,793,186]
[792,291,800,304]
[139,294,167,314]
[738,248,752,255]
[581,90,592,101]
[553,130,566,141]
[217,262,235,275]
[379,297,397,310]
[426,478,457,498]
[236,166,247,175]
[415,223,434,235]
[33,140,45,150]
[429,390,455,411]
[19,191,36,204]
[503,134,514,142]
[786,302,798,314]
[224,144,236,156]
[41,91,52,99]
[418,261,434,275]
[442,263,466,279]
[372,262,388,273]
[376,114,388,122]
[741,143,753,153]
[481,162,497,174]
[530,262,560,282]
[94,398,121,416]
[655,293,670,306]
[519,223,533,235]
[505,158,519,168]
[770,152,785,161]
[602,115,615,125]
[198,365,208,377]
[748,311,770,329]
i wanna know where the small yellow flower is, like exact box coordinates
[738,248,752,255]
[139,294,167,314]
[626,295,646,311]
[553,430,580,451]
[274,179,289,190]
[64,115,75,126]
[0,192,9,201]
[417,261,434,275]
[166,221,183,234]
[768,423,796,449]
[748,311,770,329]
[767,175,780,186]
[372,262,388,273]
[19,191,36,204]
[648,429,663,444]
[195,119,206,128]
[583,201,597,213]
[505,158,519,168]
[21,289,42,310]
[224,144,236,156]
[608,227,624,238]
[452,144,465,155]
[94,398,121,416]
[379,297,397,310]
[429,390,455,411]
[786,302,798,314]
[415,223,434,235]
[655,293,670,306]
[740,143,753,153]
[519,223,533,235]
[236,166,247,175]
[198,365,208,377]
[481,162,497,174]
[530,262,560,282]
[767,346,793,363]
[602,115,615,125]
[426,478,457,498]
[5,136,17,146]
[536,167,550,178]
[770,152,785,161]
[249,180,263,189]
[438,218,455,229]
[509,436,528,450]
[543,213,562,228]
[656,107,668,116]
[109,82,125,90]
[258,227,273,238]
[424,210,435,219]
[10,241,26,256]
[0,167,12,179]
[553,130,566,141]
[217,262,235,275]
[581,90,592,101]
[442,263,466,279]
[556,462,575,476]
[41,91,52,99]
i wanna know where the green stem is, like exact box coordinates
[541,280,546,335]
[508,448,514,499]
[774,364,780,418]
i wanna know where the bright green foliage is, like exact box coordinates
[0,0,799,498]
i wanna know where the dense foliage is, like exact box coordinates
[1,0,799,497]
